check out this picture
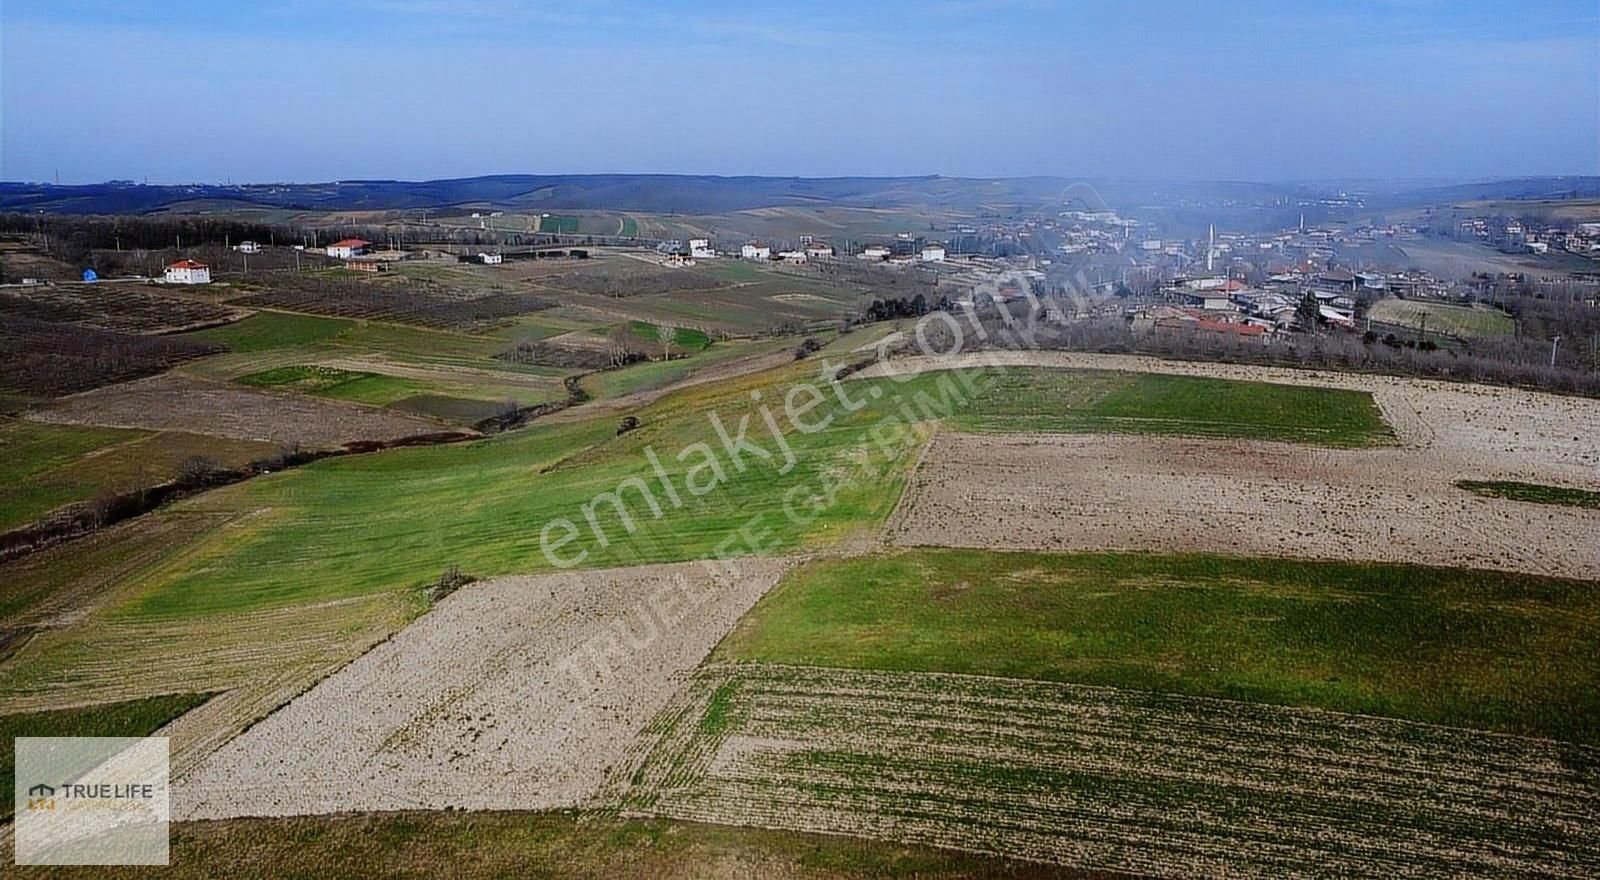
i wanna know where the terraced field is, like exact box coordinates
[617,663,1600,878]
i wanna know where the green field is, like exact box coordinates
[1,693,210,820]
[629,321,713,351]
[1457,479,1600,510]
[887,367,1394,447]
[0,420,279,532]
[180,311,352,352]
[539,215,580,234]
[10,813,1067,880]
[716,549,1600,743]
[1367,298,1515,337]
[236,365,432,406]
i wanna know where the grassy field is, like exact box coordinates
[237,365,432,407]
[538,215,580,234]
[716,549,1600,743]
[1367,298,1515,337]
[8,813,1074,879]
[179,311,352,352]
[622,662,1600,877]
[0,420,278,532]
[1457,479,1600,510]
[1,693,210,820]
[630,321,714,351]
[891,367,1395,447]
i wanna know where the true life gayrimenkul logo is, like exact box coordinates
[13,737,170,866]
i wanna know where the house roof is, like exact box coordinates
[329,238,371,248]
[166,259,207,269]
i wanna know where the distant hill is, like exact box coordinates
[2,174,1595,217]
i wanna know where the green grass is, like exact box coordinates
[0,420,145,531]
[894,367,1395,447]
[539,214,580,234]
[630,321,713,351]
[236,365,431,406]
[1457,480,1600,510]
[9,813,1073,879]
[1,693,211,821]
[1367,299,1515,337]
[715,549,1600,743]
[181,311,352,352]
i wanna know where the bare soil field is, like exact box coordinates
[859,351,1600,487]
[888,432,1600,579]
[0,283,247,334]
[617,663,1600,878]
[175,558,795,819]
[26,373,451,448]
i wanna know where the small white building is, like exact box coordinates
[805,243,835,259]
[920,245,947,263]
[326,238,371,259]
[235,240,260,254]
[740,243,771,260]
[477,252,504,265]
[777,250,807,263]
[859,245,891,261]
[690,239,716,259]
[164,259,211,285]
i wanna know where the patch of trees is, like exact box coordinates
[0,316,223,396]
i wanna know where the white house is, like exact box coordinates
[477,252,504,265]
[235,240,260,254]
[859,245,891,261]
[805,243,835,259]
[690,239,716,259]
[164,259,211,285]
[740,243,771,260]
[777,250,807,263]
[920,245,947,262]
[326,238,371,259]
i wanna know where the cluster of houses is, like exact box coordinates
[1456,217,1600,255]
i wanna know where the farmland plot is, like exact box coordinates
[177,558,794,819]
[617,663,1600,878]
[889,432,1600,579]
[27,373,453,448]
[0,284,246,334]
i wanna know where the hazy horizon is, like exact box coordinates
[3,0,1597,185]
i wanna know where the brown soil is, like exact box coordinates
[25,373,454,449]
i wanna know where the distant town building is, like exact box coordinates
[859,245,891,261]
[234,240,260,254]
[327,238,371,259]
[477,252,503,265]
[690,239,716,259]
[920,245,947,262]
[804,242,835,259]
[164,259,210,284]
[740,243,771,260]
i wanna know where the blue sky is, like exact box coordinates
[2,0,1596,183]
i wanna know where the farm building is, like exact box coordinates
[921,245,947,262]
[859,245,891,261]
[477,252,503,265]
[805,243,835,259]
[327,238,371,259]
[163,259,211,284]
[777,250,807,263]
[740,243,771,260]
[690,239,716,259]
[234,240,261,254]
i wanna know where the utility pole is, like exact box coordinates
[1551,335,1562,369]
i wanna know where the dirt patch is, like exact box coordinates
[175,557,795,819]
[858,351,1600,487]
[888,432,1600,579]
[25,373,452,449]
[617,663,1600,878]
